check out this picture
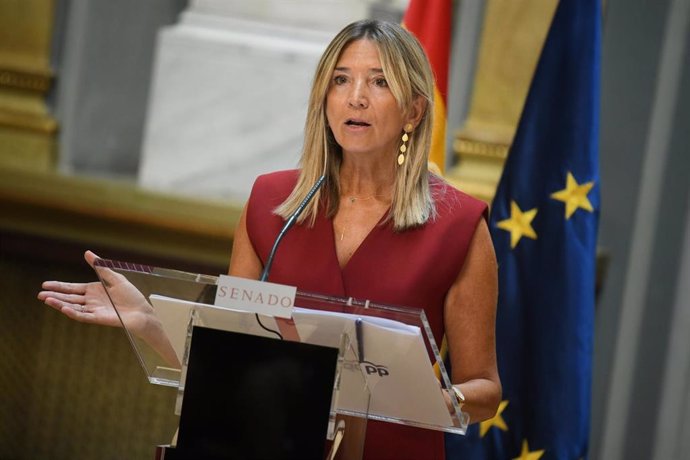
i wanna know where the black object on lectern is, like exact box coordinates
[172,326,338,460]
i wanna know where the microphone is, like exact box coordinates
[260,174,326,282]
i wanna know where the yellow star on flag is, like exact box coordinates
[513,439,545,460]
[480,400,509,437]
[550,171,595,219]
[496,201,538,248]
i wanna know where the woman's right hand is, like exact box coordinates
[37,250,153,333]
[38,250,180,367]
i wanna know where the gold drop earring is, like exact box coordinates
[398,123,413,166]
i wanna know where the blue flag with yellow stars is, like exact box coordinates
[446,0,600,459]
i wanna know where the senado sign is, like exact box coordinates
[214,275,296,319]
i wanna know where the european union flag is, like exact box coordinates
[447,0,600,458]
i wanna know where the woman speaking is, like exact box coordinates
[40,19,501,460]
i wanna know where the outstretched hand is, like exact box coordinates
[38,250,180,367]
[38,250,153,334]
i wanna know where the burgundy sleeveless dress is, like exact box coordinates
[246,170,487,460]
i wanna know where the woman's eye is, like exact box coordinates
[374,78,388,87]
[333,75,347,85]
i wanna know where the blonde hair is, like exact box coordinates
[275,19,436,231]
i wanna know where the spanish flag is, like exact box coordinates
[402,0,452,174]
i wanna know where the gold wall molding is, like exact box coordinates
[447,0,558,203]
[0,168,241,268]
[0,0,58,171]
[0,108,57,133]
[454,138,509,160]
[0,66,53,93]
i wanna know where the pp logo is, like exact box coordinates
[362,361,389,377]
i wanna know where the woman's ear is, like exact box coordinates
[406,95,427,129]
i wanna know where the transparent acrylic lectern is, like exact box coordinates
[92,258,468,460]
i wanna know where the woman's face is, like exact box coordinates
[326,39,407,161]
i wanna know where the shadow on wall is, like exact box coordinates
[0,234,180,460]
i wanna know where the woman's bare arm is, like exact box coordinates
[444,219,502,423]
[228,203,263,278]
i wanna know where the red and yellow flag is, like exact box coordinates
[402,0,452,174]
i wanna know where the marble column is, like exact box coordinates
[138,0,381,201]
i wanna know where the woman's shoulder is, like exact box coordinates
[250,169,300,204]
[253,169,300,193]
[246,170,299,236]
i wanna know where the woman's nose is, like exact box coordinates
[347,81,368,108]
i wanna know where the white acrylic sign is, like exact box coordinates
[214,274,296,319]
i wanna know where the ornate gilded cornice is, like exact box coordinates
[454,137,509,161]
[0,66,53,93]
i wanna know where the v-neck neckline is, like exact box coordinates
[328,209,390,271]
